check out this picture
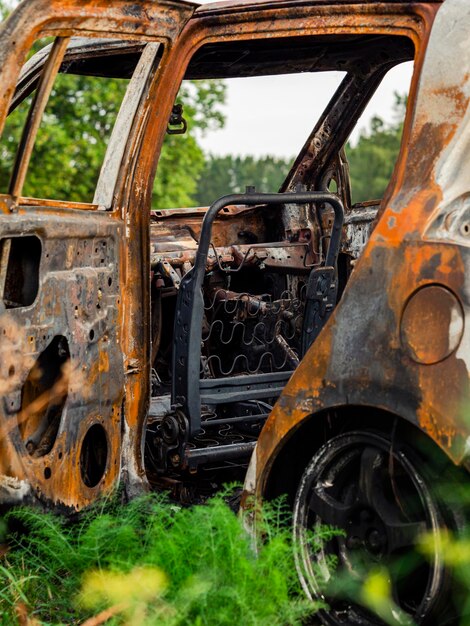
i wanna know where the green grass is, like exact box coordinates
[0,489,318,625]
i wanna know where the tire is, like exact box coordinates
[293,430,462,626]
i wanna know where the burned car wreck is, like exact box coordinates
[0,0,469,624]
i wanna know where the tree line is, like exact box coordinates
[194,94,406,207]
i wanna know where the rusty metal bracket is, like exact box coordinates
[301,266,337,357]
[167,103,187,135]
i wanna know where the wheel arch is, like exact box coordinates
[262,404,466,507]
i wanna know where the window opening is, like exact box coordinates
[1,36,159,204]
[152,72,345,210]
[346,61,414,205]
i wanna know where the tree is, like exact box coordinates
[152,80,226,208]
[0,73,130,202]
[195,93,407,208]
[195,154,293,206]
[346,94,406,204]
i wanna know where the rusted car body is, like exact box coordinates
[0,0,468,622]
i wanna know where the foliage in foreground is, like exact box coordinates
[0,491,317,626]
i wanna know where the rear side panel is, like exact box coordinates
[241,0,470,497]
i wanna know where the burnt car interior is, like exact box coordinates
[4,31,415,497]
[145,33,414,491]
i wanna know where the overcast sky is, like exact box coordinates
[197,63,414,159]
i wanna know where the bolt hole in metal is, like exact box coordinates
[293,432,447,626]
[460,222,470,237]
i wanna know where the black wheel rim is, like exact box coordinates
[293,431,445,626]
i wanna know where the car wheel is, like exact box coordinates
[293,430,460,625]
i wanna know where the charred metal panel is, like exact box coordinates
[341,203,379,259]
[0,205,124,510]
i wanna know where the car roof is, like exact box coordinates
[195,0,442,17]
